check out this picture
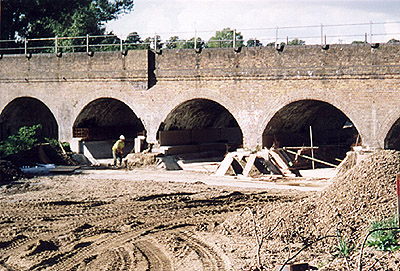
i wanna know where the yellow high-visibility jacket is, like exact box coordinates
[112,139,125,153]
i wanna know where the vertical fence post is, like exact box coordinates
[24,38,28,55]
[275,26,279,46]
[370,20,373,44]
[55,36,58,54]
[154,33,157,50]
[120,36,123,53]
[194,29,197,49]
[86,34,89,53]
[320,23,324,46]
[233,29,236,48]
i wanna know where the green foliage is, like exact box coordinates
[165,36,203,49]
[333,236,353,258]
[388,38,400,44]
[247,39,263,47]
[45,138,71,152]
[351,40,366,44]
[206,28,244,48]
[287,38,305,45]
[367,217,400,252]
[2,0,134,40]
[0,124,42,156]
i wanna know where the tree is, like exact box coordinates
[388,38,400,44]
[1,0,134,40]
[247,38,263,47]
[287,38,305,45]
[165,36,204,49]
[206,28,244,48]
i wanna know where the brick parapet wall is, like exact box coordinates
[1,45,400,150]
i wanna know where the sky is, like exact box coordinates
[106,0,400,45]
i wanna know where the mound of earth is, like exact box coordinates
[0,160,25,184]
[220,150,400,270]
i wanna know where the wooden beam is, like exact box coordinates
[283,148,337,168]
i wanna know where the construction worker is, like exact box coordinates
[112,135,125,167]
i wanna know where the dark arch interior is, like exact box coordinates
[157,99,243,155]
[385,119,400,150]
[0,97,58,141]
[73,98,145,141]
[263,100,360,166]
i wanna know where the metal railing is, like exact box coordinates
[1,20,400,55]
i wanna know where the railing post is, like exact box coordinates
[55,36,58,54]
[86,34,89,53]
[370,20,373,43]
[154,33,157,50]
[320,23,324,46]
[233,29,236,48]
[24,38,28,55]
[275,26,279,46]
[120,36,123,52]
[194,29,197,49]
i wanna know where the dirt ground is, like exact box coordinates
[0,150,399,271]
[0,166,323,271]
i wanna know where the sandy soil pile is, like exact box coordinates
[221,150,400,270]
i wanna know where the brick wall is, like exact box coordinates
[1,44,400,150]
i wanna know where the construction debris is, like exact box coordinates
[215,148,302,177]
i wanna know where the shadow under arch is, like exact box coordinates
[263,99,360,167]
[73,98,145,158]
[0,97,58,141]
[157,98,243,157]
[384,118,400,150]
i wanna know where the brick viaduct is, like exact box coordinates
[1,44,400,161]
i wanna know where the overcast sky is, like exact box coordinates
[106,0,400,44]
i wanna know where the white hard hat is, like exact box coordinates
[120,135,125,140]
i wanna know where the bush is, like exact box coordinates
[0,124,42,156]
[366,216,400,252]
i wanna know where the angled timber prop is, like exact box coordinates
[215,146,338,177]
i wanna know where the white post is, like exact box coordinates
[370,20,373,44]
[24,38,28,55]
[233,29,236,48]
[86,34,89,53]
[320,23,323,46]
[275,26,279,46]
[55,36,58,54]
[194,28,197,49]
[310,126,315,170]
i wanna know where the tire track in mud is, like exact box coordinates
[0,181,297,271]
[135,238,172,271]
[174,231,226,271]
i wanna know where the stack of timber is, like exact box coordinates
[215,148,301,177]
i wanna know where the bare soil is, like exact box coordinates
[0,150,399,271]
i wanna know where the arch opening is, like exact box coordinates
[0,97,58,141]
[385,119,400,150]
[73,98,145,158]
[263,100,360,168]
[157,99,243,157]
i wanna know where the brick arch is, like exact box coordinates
[258,96,364,147]
[380,107,400,149]
[147,90,244,145]
[72,97,146,140]
[0,96,59,140]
